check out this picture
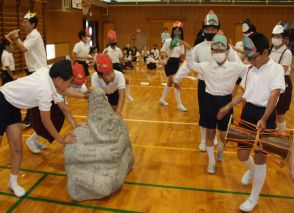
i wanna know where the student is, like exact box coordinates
[174,10,241,152]
[150,44,160,60]
[146,52,158,70]
[1,38,16,85]
[91,54,125,116]
[161,27,170,44]
[88,46,98,67]
[233,19,256,61]
[141,46,150,62]
[269,22,292,132]
[0,60,89,197]
[131,46,140,62]
[122,48,134,70]
[71,63,88,93]
[159,21,186,112]
[9,11,47,128]
[103,30,133,101]
[218,33,285,212]
[72,29,92,86]
[180,31,248,174]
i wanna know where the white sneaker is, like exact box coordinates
[239,198,258,212]
[177,104,188,112]
[216,150,224,162]
[241,170,254,186]
[159,99,169,106]
[127,95,134,102]
[207,164,215,174]
[34,140,47,150]
[198,143,206,152]
[8,182,26,197]
[26,138,42,154]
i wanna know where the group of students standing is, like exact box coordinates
[158,10,293,212]
[0,9,293,213]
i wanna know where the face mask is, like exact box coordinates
[212,53,227,63]
[204,33,216,41]
[110,42,117,46]
[271,37,283,47]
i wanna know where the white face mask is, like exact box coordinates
[212,53,227,63]
[271,37,283,47]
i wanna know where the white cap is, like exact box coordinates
[242,23,250,33]
[272,24,284,34]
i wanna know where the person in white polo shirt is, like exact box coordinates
[181,31,248,174]
[269,22,293,133]
[1,38,17,85]
[0,60,88,198]
[9,11,47,128]
[103,30,133,101]
[218,33,285,212]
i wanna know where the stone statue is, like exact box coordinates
[64,88,135,202]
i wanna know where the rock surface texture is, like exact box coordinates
[64,88,135,202]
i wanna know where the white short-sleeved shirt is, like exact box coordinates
[240,59,285,107]
[184,50,248,96]
[161,38,185,58]
[151,48,160,59]
[147,57,157,64]
[191,40,241,80]
[23,29,47,71]
[91,70,125,94]
[103,46,123,64]
[0,67,60,111]
[73,41,90,61]
[1,50,15,71]
[269,45,292,75]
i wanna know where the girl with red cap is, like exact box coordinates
[91,54,126,116]
[159,21,187,112]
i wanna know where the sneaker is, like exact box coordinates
[34,140,47,150]
[177,104,188,112]
[8,182,26,197]
[207,164,215,174]
[216,150,224,162]
[22,117,31,128]
[26,138,42,154]
[239,198,258,212]
[127,95,134,102]
[198,143,206,152]
[159,99,169,106]
[241,170,254,186]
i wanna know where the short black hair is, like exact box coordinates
[49,60,73,80]
[249,32,270,54]
[171,27,184,40]
[28,16,38,28]
[163,27,168,31]
[0,38,11,57]
[78,30,86,40]
[90,46,97,54]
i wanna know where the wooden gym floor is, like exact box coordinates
[0,62,294,213]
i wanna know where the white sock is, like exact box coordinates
[249,164,266,201]
[28,132,38,142]
[10,174,18,185]
[174,88,183,106]
[160,86,171,101]
[126,84,132,97]
[242,156,254,172]
[218,140,224,152]
[277,121,286,131]
[200,126,206,145]
[207,146,215,165]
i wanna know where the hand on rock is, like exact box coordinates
[62,132,77,144]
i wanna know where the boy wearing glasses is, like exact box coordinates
[218,32,285,212]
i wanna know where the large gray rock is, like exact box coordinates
[64,88,135,202]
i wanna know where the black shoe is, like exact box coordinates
[22,117,31,128]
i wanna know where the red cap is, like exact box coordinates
[72,63,86,85]
[96,54,113,74]
[107,30,117,42]
[173,21,183,28]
